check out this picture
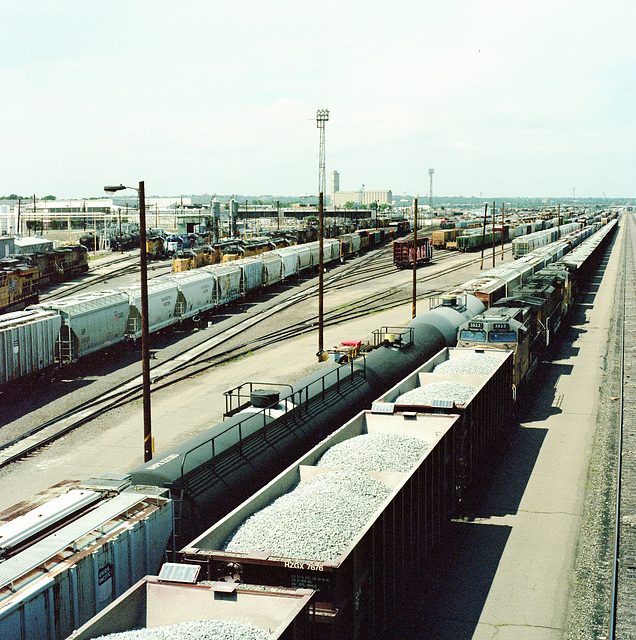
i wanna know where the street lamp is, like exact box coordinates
[104,182,152,463]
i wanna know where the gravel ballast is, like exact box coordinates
[317,432,430,472]
[433,353,501,375]
[223,470,392,561]
[395,381,476,406]
[93,620,270,640]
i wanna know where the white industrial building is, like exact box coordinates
[330,171,392,208]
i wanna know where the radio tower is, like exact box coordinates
[316,109,329,196]
[428,168,434,211]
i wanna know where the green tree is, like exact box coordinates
[43,195,56,201]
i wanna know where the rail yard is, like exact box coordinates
[0,212,631,640]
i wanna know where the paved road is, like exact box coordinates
[390,221,623,639]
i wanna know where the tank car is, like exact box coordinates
[128,293,486,545]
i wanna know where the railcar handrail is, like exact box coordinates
[178,356,367,484]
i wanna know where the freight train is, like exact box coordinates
[0,217,618,639]
[0,244,89,315]
[392,236,433,268]
[1,225,412,391]
[0,239,345,390]
[172,227,400,273]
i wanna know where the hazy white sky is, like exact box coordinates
[2,0,634,199]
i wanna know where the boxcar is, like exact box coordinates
[393,237,433,268]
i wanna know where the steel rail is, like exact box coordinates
[608,216,628,638]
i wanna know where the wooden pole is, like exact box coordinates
[480,202,488,269]
[318,192,324,357]
[139,181,153,463]
[492,200,496,267]
[501,201,505,260]
[412,198,418,319]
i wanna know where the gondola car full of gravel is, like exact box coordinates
[66,575,315,640]
[180,408,464,640]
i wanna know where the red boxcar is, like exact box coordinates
[392,237,433,269]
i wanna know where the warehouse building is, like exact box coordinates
[330,171,392,207]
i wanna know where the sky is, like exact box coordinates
[1,0,635,200]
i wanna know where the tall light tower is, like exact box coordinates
[316,109,329,196]
[428,168,434,211]
[316,108,329,360]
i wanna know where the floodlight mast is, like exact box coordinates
[103,181,153,463]
[316,109,329,197]
[315,109,328,361]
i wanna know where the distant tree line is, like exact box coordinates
[1,194,56,201]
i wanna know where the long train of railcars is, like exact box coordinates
[68,218,618,640]
[0,239,341,390]
[0,218,618,639]
[435,212,607,250]
[0,244,89,315]
[0,223,410,392]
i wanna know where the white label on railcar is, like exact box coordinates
[147,453,179,469]
[284,561,324,571]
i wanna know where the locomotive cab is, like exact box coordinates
[458,310,531,392]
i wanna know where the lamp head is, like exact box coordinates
[104,184,126,193]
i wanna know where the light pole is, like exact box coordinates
[104,182,153,463]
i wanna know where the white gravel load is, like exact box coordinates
[223,470,391,561]
[93,619,270,640]
[433,352,501,376]
[317,432,430,472]
[395,381,476,406]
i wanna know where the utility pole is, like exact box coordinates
[492,200,496,267]
[480,202,488,269]
[501,202,505,260]
[412,198,418,319]
[429,168,434,213]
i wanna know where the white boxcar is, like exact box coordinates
[203,263,242,306]
[233,256,264,295]
[165,270,216,320]
[0,309,61,386]
[36,291,130,362]
[274,247,300,279]
[120,281,179,339]
[0,484,172,640]
[261,252,283,285]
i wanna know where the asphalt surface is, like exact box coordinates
[0,226,626,638]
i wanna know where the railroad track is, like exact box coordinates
[609,214,634,638]
[0,246,450,466]
[38,253,172,302]
[3,243,514,466]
